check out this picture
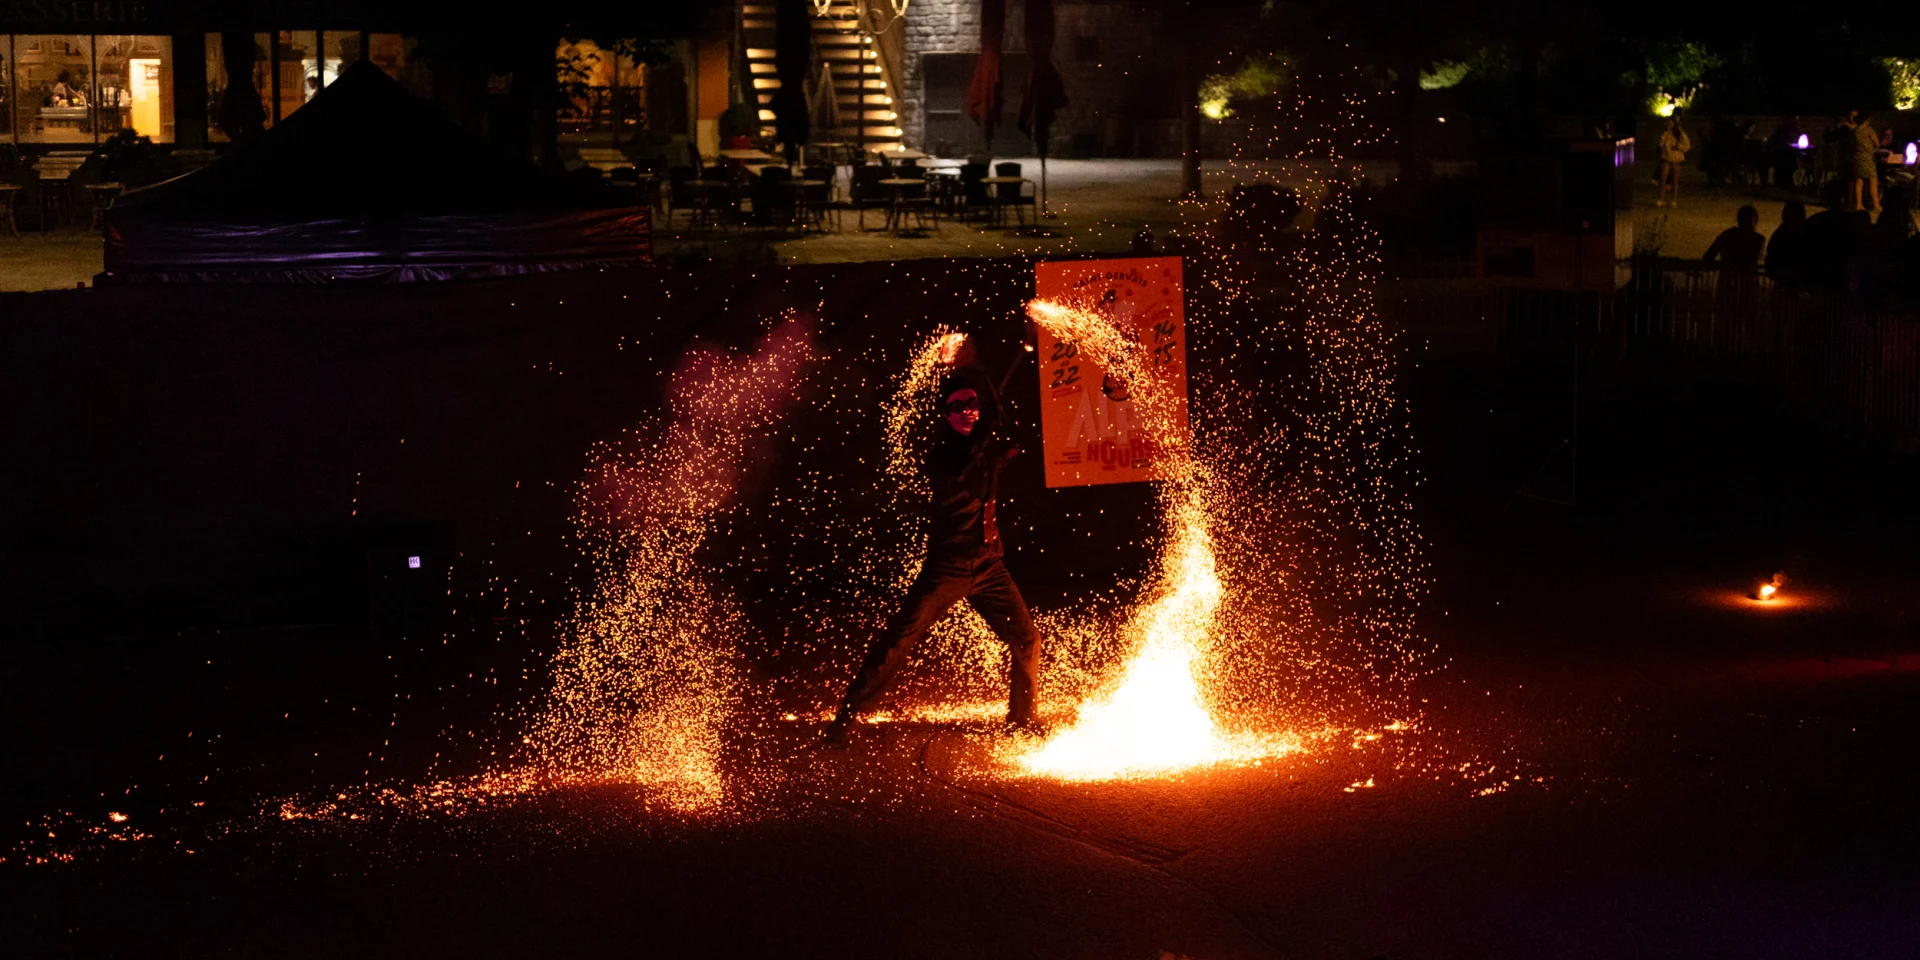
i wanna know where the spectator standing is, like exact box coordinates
[1842,109,1882,214]
[1705,117,1736,188]
[1769,117,1804,189]
[1659,117,1691,207]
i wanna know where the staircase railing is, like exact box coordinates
[806,30,840,139]
[856,0,907,147]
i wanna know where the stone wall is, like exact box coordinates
[896,0,1175,157]
[895,0,982,154]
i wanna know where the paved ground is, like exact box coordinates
[0,232,102,292]
[6,556,1916,958]
[1628,175,1798,260]
[768,158,1215,263]
[3,251,1916,957]
[0,160,1867,292]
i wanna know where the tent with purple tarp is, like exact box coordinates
[102,61,651,284]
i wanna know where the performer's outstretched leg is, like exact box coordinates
[966,558,1042,727]
[829,555,973,740]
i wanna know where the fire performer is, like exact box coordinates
[826,342,1043,744]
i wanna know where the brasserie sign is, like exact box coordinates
[0,1,156,25]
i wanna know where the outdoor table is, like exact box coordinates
[720,149,778,164]
[878,177,929,234]
[980,176,1028,227]
[874,148,927,173]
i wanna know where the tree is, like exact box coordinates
[1156,0,1280,198]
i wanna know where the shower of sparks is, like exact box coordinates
[7,71,1519,873]
[515,317,817,810]
[1012,298,1294,779]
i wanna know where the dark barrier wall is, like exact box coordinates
[0,258,1172,645]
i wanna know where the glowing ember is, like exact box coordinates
[1756,571,1788,602]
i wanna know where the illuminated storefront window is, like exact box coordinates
[557,39,645,136]
[275,30,316,118]
[14,34,93,144]
[0,37,12,144]
[366,33,412,84]
[95,35,174,142]
[204,32,272,142]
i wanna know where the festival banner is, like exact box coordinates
[1034,256,1188,488]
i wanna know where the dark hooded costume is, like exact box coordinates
[831,366,1042,734]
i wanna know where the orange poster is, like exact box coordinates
[1034,257,1189,488]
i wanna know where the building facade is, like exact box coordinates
[895,0,1176,157]
[0,0,1176,164]
[0,0,727,164]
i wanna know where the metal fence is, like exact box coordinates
[1621,258,1920,442]
[1385,260,1920,445]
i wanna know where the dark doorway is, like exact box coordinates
[920,51,1033,156]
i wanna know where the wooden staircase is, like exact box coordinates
[740,1,904,153]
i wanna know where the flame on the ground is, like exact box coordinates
[1014,298,1291,780]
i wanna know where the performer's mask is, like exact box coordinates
[944,388,981,436]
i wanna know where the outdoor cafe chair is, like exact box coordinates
[664,165,697,229]
[959,162,991,221]
[698,165,744,230]
[992,162,1036,227]
[751,166,798,231]
[842,163,890,230]
[0,179,22,238]
[800,164,837,231]
[606,165,659,209]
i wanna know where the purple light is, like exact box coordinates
[1796,134,1811,150]
[1906,142,1917,166]
[407,556,421,569]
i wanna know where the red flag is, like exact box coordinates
[1017,0,1068,156]
[964,0,1006,143]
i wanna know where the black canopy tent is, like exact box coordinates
[102,61,650,284]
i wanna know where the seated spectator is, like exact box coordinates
[1704,204,1766,275]
[1705,205,1766,322]
[1766,200,1810,288]
[1802,180,1872,293]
